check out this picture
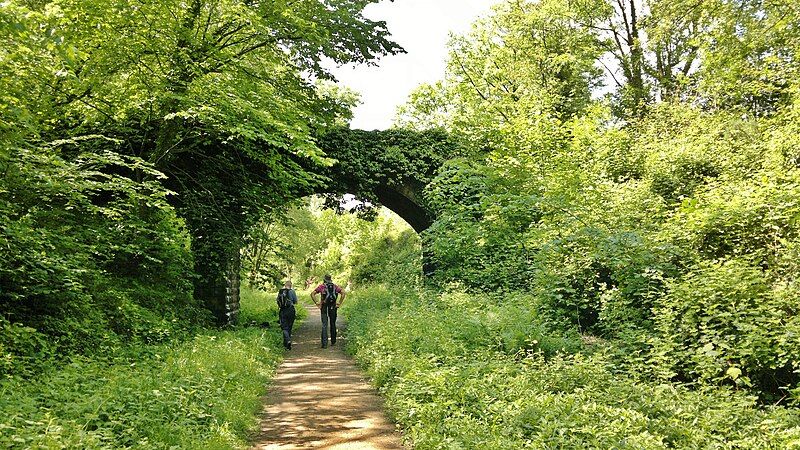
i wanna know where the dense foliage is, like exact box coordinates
[396,0,800,402]
[0,286,284,449]
[0,140,203,376]
[343,286,800,449]
[1,0,400,368]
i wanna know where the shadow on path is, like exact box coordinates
[249,304,407,450]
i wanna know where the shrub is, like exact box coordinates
[0,318,53,377]
[650,257,800,400]
[0,145,203,367]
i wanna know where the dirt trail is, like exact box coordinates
[249,304,407,449]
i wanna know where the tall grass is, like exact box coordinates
[0,287,286,449]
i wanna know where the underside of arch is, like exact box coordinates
[373,184,431,233]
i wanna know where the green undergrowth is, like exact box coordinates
[0,287,288,449]
[342,285,800,449]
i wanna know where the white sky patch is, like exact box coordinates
[327,0,501,131]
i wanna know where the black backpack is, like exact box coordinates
[323,282,338,304]
[277,288,293,309]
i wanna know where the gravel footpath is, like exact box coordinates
[249,303,407,449]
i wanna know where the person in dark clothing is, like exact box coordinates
[310,274,345,348]
[277,280,298,350]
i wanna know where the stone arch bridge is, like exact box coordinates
[196,127,460,324]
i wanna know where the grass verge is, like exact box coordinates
[0,286,287,449]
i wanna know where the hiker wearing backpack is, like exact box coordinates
[310,274,345,348]
[277,280,298,350]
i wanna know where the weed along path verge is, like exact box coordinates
[249,303,406,450]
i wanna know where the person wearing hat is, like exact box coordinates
[310,274,345,348]
[277,280,298,349]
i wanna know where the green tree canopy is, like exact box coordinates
[0,0,406,346]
